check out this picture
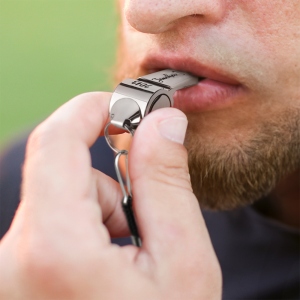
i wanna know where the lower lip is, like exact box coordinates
[173,79,243,113]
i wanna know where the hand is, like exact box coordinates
[0,92,221,299]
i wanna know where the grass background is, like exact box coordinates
[0,0,118,147]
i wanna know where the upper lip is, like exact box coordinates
[141,54,241,86]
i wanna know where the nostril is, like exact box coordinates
[124,0,225,33]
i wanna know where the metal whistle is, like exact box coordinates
[109,69,199,133]
[105,69,198,247]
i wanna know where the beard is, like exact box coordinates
[113,48,300,211]
[185,109,300,210]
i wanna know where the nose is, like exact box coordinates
[124,0,225,33]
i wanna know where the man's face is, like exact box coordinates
[115,0,300,209]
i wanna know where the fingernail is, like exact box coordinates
[158,117,188,144]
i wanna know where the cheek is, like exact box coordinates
[204,1,300,96]
[231,1,300,65]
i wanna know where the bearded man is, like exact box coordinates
[0,0,299,299]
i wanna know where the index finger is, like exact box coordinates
[36,92,112,147]
[20,93,120,239]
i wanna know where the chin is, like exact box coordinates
[184,107,300,210]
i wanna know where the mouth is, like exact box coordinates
[141,55,245,113]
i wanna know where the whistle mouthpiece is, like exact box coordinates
[109,69,198,133]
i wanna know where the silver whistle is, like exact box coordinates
[105,69,198,247]
[109,69,198,133]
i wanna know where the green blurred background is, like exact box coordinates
[0,0,118,147]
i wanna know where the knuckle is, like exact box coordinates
[27,120,68,156]
[133,142,194,194]
[27,125,43,151]
[153,148,192,190]
[27,123,55,153]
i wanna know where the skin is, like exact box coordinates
[0,94,221,299]
[0,0,299,298]
[116,0,300,223]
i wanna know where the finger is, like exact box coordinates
[92,168,130,238]
[129,108,214,263]
[19,92,128,242]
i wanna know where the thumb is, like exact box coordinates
[129,108,212,260]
